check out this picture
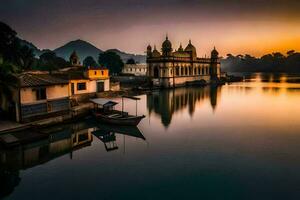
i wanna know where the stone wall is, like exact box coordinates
[154,75,210,87]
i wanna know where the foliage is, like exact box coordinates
[222,51,300,72]
[0,21,36,71]
[98,51,124,74]
[0,61,18,101]
[16,44,35,70]
[126,58,136,64]
[83,56,97,67]
[0,21,18,63]
[36,51,69,72]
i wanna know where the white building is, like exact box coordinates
[146,36,221,88]
[122,64,147,76]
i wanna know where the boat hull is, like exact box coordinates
[94,113,145,126]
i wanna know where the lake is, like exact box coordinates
[1,73,300,200]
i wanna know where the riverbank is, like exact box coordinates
[0,75,242,134]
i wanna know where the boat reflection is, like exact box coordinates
[92,124,146,152]
[147,86,222,127]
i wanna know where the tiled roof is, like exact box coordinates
[88,66,108,70]
[55,72,87,80]
[19,74,69,88]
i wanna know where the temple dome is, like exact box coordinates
[211,47,219,58]
[178,43,184,52]
[184,40,197,58]
[162,36,172,50]
[147,44,152,51]
[161,35,172,56]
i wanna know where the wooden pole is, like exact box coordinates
[122,96,124,115]
[136,100,137,116]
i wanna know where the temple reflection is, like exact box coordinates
[147,86,222,127]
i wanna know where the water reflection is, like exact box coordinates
[0,122,92,198]
[147,86,221,127]
[236,72,300,83]
[2,73,300,200]
[92,124,146,152]
[0,120,145,198]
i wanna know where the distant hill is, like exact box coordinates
[54,40,146,63]
[107,49,146,63]
[54,39,103,63]
[19,38,146,64]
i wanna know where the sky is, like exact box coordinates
[1,0,300,57]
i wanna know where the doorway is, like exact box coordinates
[97,82,104,92]
[71,83,75,95]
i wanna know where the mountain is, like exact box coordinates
[54,40,146,63]
[107,49,146,63]
[54,39,103,63]
[19,38,146,64]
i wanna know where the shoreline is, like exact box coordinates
[0,76,242,134]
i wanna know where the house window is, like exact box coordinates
[101,71,104,75]
[36,88,46,100]
[77,82,86,90]
[94,71,97,75]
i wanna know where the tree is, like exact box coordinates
[287,50,295,57]
[0,22,35,71]
[83,56,97,67]
[0,61,18,104]
[272,52,285,60]
[0,21,18,63]
[126,58,136,64]
[38,51,68,72]
[17,45,35,70]
[98,51,124,74]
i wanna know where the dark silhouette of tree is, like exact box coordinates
[38,51,68,72]
[83,56,97,67]
[0,22,36,71]
[0,60,18,104]
[98,51,123,74]
[287,50,295,57]
[222,51,300,72]
[17,45,35,70]
[126,58,136,64]
[0,22,18,63]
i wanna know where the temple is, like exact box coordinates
[146,35,221,87]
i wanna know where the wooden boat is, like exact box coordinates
[90,96,145,126]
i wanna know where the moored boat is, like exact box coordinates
[90,96,145,126]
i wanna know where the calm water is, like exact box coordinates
[1,73,300,200]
